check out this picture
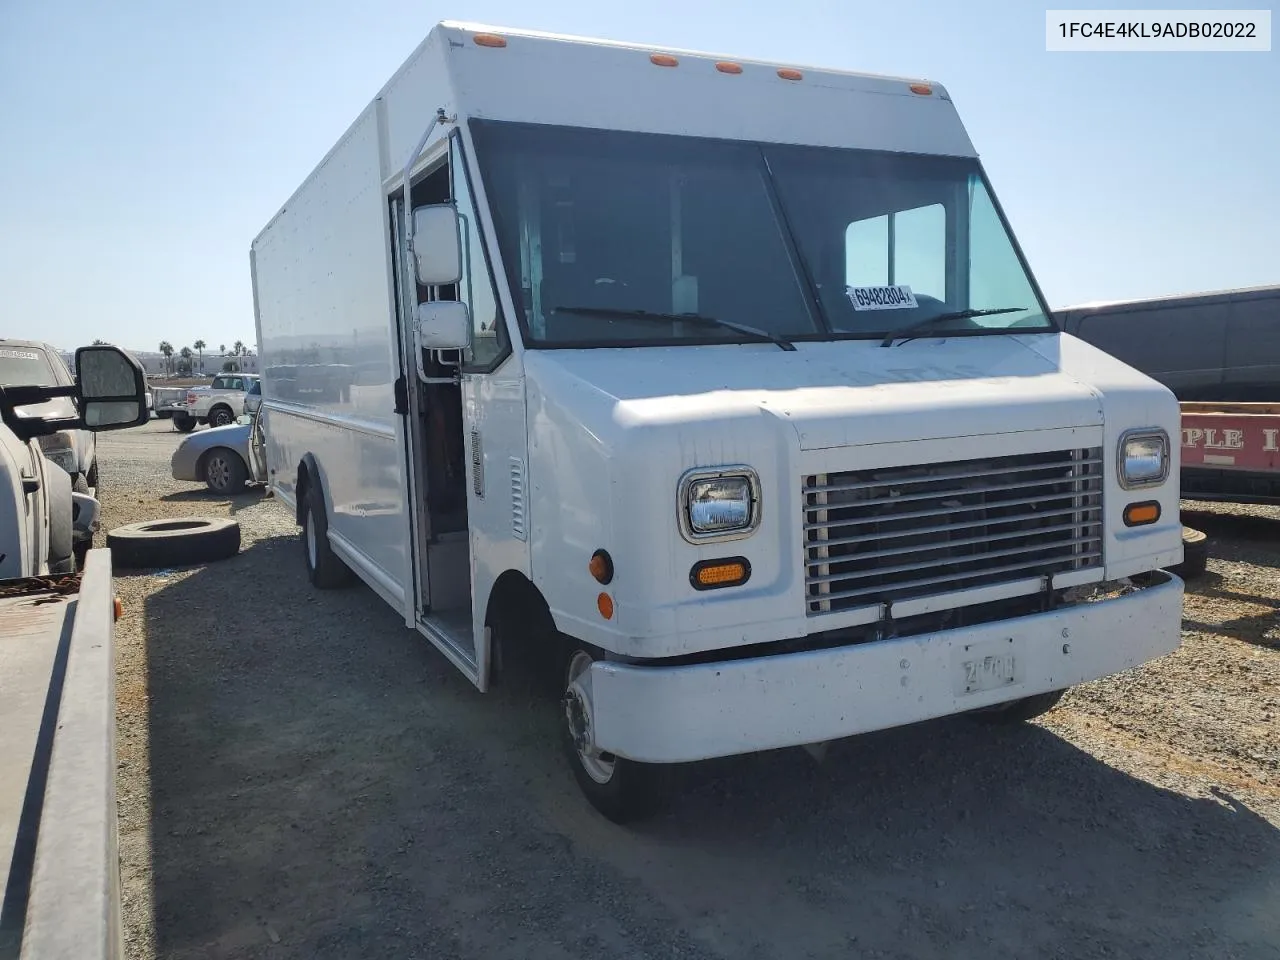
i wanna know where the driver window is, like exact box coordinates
[450,137,506,369]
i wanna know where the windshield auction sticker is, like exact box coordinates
[0,349,39,360]
[846,285,919,310]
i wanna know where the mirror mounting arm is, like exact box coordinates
[401,107,456,207]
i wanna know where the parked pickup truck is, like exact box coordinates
[171,373,261,432]
[1,340,100,493]
[151,384,189,420]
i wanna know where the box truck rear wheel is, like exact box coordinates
[301,484,352,589]
[561,646,668,823]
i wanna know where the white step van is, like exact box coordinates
[250,22,1185,821]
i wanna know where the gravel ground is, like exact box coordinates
[102,420,1280,960]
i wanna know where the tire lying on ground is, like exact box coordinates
[107,517,241,569]
[1171,524,1210,579]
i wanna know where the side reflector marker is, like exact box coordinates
[909,82,933,95]
[473,33,507,48]
[715,61,743,74]
[777,68,803,81]
[650,53,679,67]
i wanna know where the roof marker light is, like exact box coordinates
[650,53,679,67]
[715,61,743,74]
[473,33,507,48]
[909,83,933,95]
[777,68,803,81]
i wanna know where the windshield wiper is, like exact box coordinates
[551,306,796,351]
[879,307,1027,348]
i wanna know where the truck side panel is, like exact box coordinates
[251,104,410,608]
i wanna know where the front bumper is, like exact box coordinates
[586,570,1183,764]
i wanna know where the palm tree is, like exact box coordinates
[159,341,174,376]
[92,338,108,345]
[233,340,245,357]
[178,346,194,376]
[219,343,226,357]
[193,339,206,374]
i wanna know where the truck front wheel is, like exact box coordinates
[173,415,196,432]
[561,646,668,823]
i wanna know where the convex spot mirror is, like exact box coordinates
[411,204,463,287]
[415,301,472,352]
[75,345,149,431]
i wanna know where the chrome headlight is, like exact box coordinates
[1119,429,1170,488]
[678,467,761,542]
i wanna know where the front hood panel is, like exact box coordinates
[530,335,1102,450]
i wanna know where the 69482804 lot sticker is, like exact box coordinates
[846,284,919,311]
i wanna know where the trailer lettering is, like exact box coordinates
[1213,428,1245,450]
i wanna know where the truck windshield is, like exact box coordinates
[470,120,1054,347]
[0,346,57,386]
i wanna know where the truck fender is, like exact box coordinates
[45,461,74,571]
[295,452,330,525]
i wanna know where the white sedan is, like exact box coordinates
[170,410,265,495]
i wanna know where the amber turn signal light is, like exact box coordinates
[690,557,752,591]
[589,549,614,585]
[1123,501,1161,527]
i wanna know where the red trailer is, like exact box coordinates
[1180,402,1280,502]
[1174,402,1280,577]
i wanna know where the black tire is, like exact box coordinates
[173,415,196,433]
[107,517,241,569]
[72,541,89,572]
[301,483,352,588]
[970,689,1066,725]
[201,448,248,495]
[85,460,99,491]
[208,405,235,428]
[560,644,669,823]
[1171,525,1209,579]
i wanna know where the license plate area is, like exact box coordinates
[953,636,1024,696]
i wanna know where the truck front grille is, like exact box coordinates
[804,448,1104,616]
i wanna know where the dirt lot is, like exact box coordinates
[103,420,1280,960]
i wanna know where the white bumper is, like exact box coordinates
[588,571,1183,764]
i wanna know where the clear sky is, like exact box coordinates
[1,0,1276,354]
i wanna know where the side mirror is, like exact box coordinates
[410,204,462,286]
[413,302,471,380]
[74,345,149,431]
